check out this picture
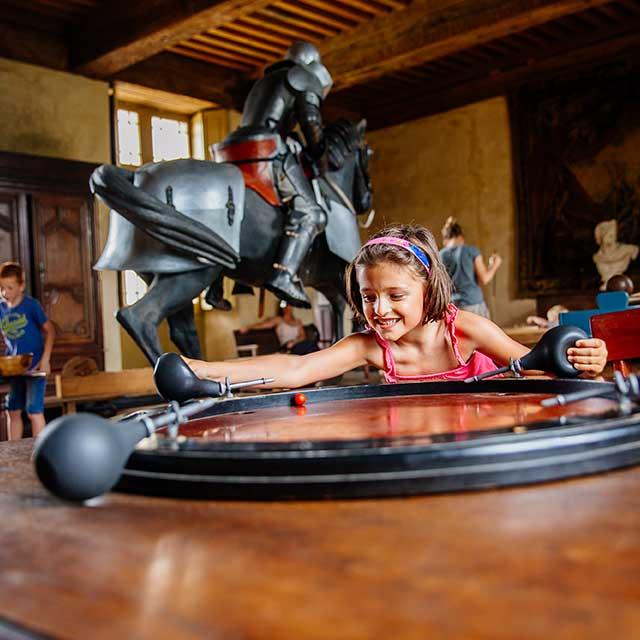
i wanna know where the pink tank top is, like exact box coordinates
[372,305,498,383]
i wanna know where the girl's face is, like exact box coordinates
[356,261,426,341]
[0,276,25,305]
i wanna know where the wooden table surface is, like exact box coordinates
[1,438,639,640]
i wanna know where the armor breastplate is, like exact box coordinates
[239,69,297,136]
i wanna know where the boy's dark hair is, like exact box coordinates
[0,262,24,284]
[345,224,452,325]
[441,216,463,240]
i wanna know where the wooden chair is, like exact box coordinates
[590,308,640,377]
[55,367,158,414]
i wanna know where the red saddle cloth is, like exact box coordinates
[212,137,281,206]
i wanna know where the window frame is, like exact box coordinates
[114,101,192,306]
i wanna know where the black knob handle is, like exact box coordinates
[519,325,587,378]
[153,352,223,402]
[33,413,148,501]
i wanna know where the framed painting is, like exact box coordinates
[510,57,640,298]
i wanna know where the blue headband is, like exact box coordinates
[363,237,431,271]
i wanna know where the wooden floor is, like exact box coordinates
[1,439,640,639]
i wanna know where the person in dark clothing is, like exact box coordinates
[439,216,502,319]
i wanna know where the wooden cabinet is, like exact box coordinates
[0,152,104,371]
[0,189,28,270]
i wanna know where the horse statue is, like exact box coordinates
[90,119,373,363]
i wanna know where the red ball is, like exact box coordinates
[292,392,307,407]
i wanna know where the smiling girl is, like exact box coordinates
[186,225,607,387]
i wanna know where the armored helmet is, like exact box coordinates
[286,41,333,97]
[286,41,321,66]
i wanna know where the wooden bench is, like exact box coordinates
[54,367,159,414]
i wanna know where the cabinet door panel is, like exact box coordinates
[0,190,28,268]
[31,193,103,368]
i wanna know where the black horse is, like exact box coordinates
[90,119,373,363]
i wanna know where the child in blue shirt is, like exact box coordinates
[0,262,55,439]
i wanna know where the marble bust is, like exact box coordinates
[592,219,639,289]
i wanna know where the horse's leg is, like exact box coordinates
[167,303,202,359]
[330,296,346,342]
[204,273,232,311]
[117,267,216,364]
[167,264,221,357]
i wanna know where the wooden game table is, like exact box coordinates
[2,378,640,638]
[1,438,640,639]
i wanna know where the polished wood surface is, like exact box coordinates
[182,393,616,443]
[2,437,640,639]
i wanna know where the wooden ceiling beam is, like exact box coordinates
[71,0,273,78]
[168,44,255,70]
[319,0,616,90]
[224,21,292,47]
[363,26,640,130]
[110,52,247,110]
[207,27,285,54]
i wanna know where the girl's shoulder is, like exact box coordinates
[454,308,498,341]
[340,329,385,368]
[338,328,379,352]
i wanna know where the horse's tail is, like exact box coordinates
[90,164,238,269]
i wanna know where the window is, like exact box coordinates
[114,106,191,304]
[122,271,148,307]
[151,116,190,161]
[116,109,142,166]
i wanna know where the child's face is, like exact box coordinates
[357,261,426,340]
[0,276,25,305]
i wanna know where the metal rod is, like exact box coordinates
[541,387,614,407]
[464,365,511,383]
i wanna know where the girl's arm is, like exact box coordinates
[457,311,607,378]
[187,332,373,389]
[456,311,529,367]
[474,253,502,286]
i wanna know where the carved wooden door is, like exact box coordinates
[30,193,103,371]
[0,189,29,269]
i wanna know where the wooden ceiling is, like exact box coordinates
[2,0,640,129]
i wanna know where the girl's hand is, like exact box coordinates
[182,356,204,378]
[567,338,608,378]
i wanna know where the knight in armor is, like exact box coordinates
[217,41,333,308]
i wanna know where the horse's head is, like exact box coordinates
[324,119,373,215]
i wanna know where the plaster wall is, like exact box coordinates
[0,57,122,370]
[366,96,536,328]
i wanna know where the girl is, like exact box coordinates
[186,225,607,388]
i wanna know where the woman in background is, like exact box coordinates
[240,303,318,355]
[440,216,502,319]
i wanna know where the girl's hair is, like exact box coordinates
[441,216,463,240]
[345,224,452,324]
[0,261,24,284]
